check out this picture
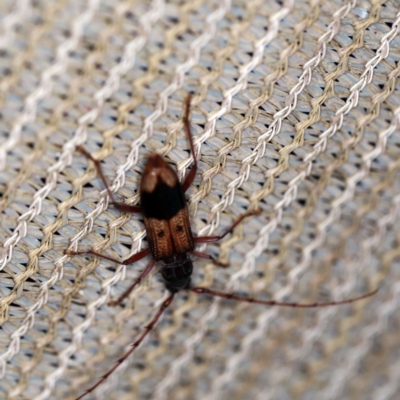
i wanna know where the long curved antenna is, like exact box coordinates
[76,292,175,400]
[190,287,378,308]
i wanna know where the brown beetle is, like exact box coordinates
[68,96,377,399]
[71,96,260,300]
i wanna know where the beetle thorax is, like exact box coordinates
[160,253,193,292]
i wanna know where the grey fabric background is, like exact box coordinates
[0,0,400,399]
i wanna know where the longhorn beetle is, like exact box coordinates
[67,96,378,399]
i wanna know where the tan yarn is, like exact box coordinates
[1,1,400,399]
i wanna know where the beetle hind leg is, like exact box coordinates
[76,145,142,214]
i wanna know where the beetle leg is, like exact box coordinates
[65,248,150,265]
[76,145,141,213]
[108,260,157,306]
[181,95,198,193]
[194,208,261,244]
[190,251,228,268]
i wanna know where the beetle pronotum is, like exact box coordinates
[67,96,377,399]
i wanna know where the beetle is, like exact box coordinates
[67,96,377,399]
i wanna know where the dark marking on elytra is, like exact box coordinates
[141,180,186,220]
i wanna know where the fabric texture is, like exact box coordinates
[0,0,400,399]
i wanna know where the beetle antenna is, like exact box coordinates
[76,292,175,400]
[190,287,378,308]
